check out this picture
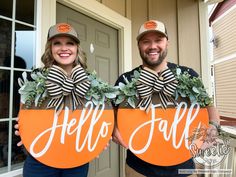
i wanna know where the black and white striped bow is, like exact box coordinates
[136,67,178,112]
[45,65,90,114]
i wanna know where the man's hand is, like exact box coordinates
[207,106,220,125]
[112,125,128,148]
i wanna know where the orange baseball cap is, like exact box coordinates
[136,20,168,41]
[47,23,80,43]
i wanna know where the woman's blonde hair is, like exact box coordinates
[41,40,87,69]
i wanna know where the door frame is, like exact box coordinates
[37,0,131,176]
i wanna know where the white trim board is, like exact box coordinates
[212,52,236,65]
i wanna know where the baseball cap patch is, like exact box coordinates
[144,21,157,30]
[57,23,71,33]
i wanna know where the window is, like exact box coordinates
[209,3,236,122]
[0,0,36,174]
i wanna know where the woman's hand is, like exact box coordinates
[14,118,23,146]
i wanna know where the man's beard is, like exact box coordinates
[140,49,168,68]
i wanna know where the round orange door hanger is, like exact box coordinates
[117,102,209,166]
[19,101,114,168]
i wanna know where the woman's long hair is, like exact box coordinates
[41,40,87,69]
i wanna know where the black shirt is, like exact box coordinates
[115,62,199,177]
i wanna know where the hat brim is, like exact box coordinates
[136,30,168,41]
[48,33,80,44]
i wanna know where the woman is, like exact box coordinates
[15,23,89,177]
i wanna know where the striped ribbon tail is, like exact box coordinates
[137,96,152,112]
[47,96,64,114]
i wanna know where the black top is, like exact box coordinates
[115,62,199,177]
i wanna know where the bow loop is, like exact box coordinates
[45,65,90,114]
[136,67,178,113]
[70,65,90,98]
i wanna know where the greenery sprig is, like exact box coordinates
[85,71,119,105]
[18,68,48,108]
[115,70,140,108]
[173,67,213,107]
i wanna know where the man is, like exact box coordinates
[112,20,220,177]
